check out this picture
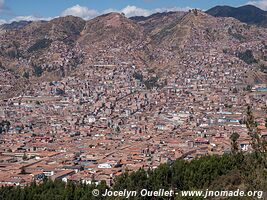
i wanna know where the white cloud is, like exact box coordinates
[247,0,267,10]
[0,15,53,25]
[121,6,152,17]
[154,6,192,13]
[10,15,53,22]
[108,5,191,17]
[61,4,99,19]
[61,4,191,19]
[1,4,192,25]
[0,19,6,25]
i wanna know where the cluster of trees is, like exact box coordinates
[0,120,11,134]
[260,64,267,73]
[6,49,20,59]
[133,72,164,89]
[114,154,246,192]
[22,71,30,79]
[237,50,257,64]
[28,39,52,53]
[0,152,266,200]
[228,28,245,41]
[0,179,108,200]
[245,106,267,160]
[32,64,43,77]
[133,72,144,82]
[144,76,160,89]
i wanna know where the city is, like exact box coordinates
[0,1,267,199]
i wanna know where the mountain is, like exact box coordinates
[0,21,32,30]
[23,16,86,41]
[0,16,86,79]
[0,10,267,99]
[79,12,143,47]
[130,11,180,22]
[129,9,267,74]
[77,12,145,66]
[206,5,267,27]
[132,11,185,35]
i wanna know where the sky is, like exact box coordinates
[0,0,267,24]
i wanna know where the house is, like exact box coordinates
[239,141,251,152]
[98,163,112,169]
[51,170,75,182]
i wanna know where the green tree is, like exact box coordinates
[22,153,27,161]
[28,38,52,53]
[246,106,267,163]
[20,166,27,174]
[237,50,257,64]
[32,64,43,77]
[0,120,11,133]
[230,132,240,154]
[22,71,30,79]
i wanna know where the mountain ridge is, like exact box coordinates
[206,5,267,27]
[0,9,267,99]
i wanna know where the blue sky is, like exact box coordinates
[0,0,266,24]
